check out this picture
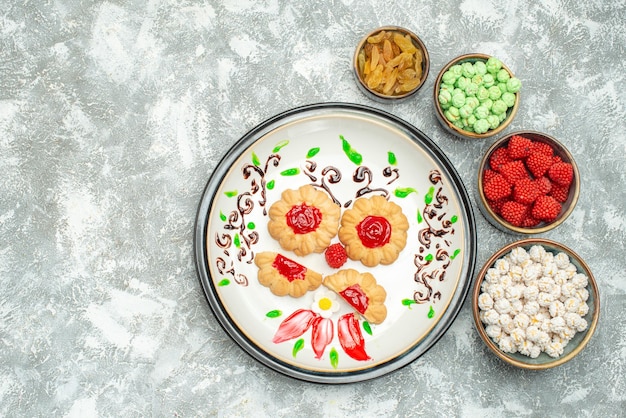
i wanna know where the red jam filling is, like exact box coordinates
[339,284,369,315]
[357,215,391,248]
[272,254,307,282]
[286,203,322,234]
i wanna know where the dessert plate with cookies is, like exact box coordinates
[194,102,477,383]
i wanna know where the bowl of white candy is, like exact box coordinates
[472,238,599,369]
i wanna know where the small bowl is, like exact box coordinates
[353,26,429,102]
[477,130,580,234]
[433,53,520,139]
[472,238,600,370]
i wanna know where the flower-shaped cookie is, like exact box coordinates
[255,252,322,298]
[267,185,341,256]
[323,268,387,324]
[338,195,409,267]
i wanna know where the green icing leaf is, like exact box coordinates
[307,147,320,158]
[388,151,397,165]
[273,140,289,153]
[280,168,300,176]
[428,306,435,319]
[339,135,363,165]
[394,187,417,198]
[402,298,417,309]
[267,180,275,190]
[362,321,372,336]
[219,211,227,222]
[417,211,423,224]
[266,310,282,318]
[330,347,339,369]
[224,190,238,198]
[425,253,433,262]
[217,279,230,287]
[234,233,241,248]
[425,186,435,204]
[450,248,461,260]
[292,338,305,358]
[252,152,261,167]
[247,222,256,230]
[450,215,458,224]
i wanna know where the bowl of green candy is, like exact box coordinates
[434,53,521,139]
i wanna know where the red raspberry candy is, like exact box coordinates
[325,243,347,268]
[500,160,529,184]
[530,141,554,157]
[501,201,530,227]
[531,195,562,222]
[483,173,512,201]
[507,135,532,160]
[550,183,570,203]
[535,176,553,196]
[526,152,553,178]
[513,177,540,205]
[489,147,512,172]
[548,162,574,186]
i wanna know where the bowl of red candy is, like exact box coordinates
[477,131,580,234]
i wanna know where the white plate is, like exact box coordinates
[194,103,476,383]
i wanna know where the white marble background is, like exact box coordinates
[1,0,625,416]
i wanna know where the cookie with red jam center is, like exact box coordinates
[267,185,341,256]
[323,268,387,324]
[338,195,409,267]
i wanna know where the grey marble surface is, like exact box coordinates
[1,0,625,416]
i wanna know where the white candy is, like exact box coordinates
[523,285,539,301]
[554,252,570,269]
[494,258,510,274]
[523,300,540,316]
[513,313,530,329]
[572,273,588,289]
[481,309,500,325]
[549,300,566,318]
[478,292,494,310]
[486,324,502,341]
[529,245,546,262]
[478,244,590,360]
[494,298,512,314]
[509,247,530,265]
[485,268,501,284]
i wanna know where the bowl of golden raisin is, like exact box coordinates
[353,26,430,101]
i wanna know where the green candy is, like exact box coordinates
[487,114,500,129]
[442,71,458,85]
[466,114,477,127]
[445,106,460,122]
[440,83,455,93]
[462,62,476,78]
[459,104,473,118]
[498,82,508,94]
[473,61,487,75]
[471,74,483,85]
[499,112,508,122]
[474,118,490,134]
[496,68,511,83]
[476,86,490,101]
[488,85,502,100]
[506,77,522,93]
[449,64,463,77]
[474,105,490,119]
[452,92,466,108]
[465,83,478,97]
[501,91,516,107]
[465,96,480,109]
[455,76,470,90]
[482,98,493,110]
[492,99,508,115]
[438,89,452,106]
[482,73,495,88]
[486,57,502,74]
